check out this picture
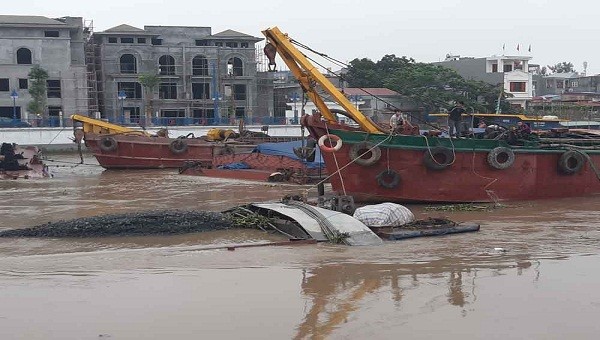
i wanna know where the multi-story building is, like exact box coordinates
[435,54,534,109]
[91,24,262,125]
[536,72,584,96]
[0,15,88,124]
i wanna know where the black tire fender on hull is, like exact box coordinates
[99,136,118,152]
[558,150,585,174]
[349,142,381,166]
[169,139,188,154]
[423,146,454,170]
[376,169,400,189]
[487,147,515,170]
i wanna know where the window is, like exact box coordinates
[192,56,209,76]
[571,81,579,87]
[195,40,208,46]
[137,38,146,44]
[44,31,59,37]
[241,42,248,48]
[159,55,176,75]
[118,82,142,99]
[17,48,32,64]
[215,42,223,47]
[120,54,137,74]
[47,80,61,98]
[192,83,210,99]
[19,79,28,90]
[227,57,243,76]
[233,84,246,100]
[48,106,61,116]
[491,64,498,72]
[509,82,526,92]
[235,107,245,118]
[225,42,238,48]
[123,106,141,123]
[159,83,177,99]
[192,109,214,124]
[161,109,186,125]
[108,37,118,43]
[503,64,513,72]
[120,37,134,44]
[557,81,564,89]
[514,61,523,70]
[151,38,162,45]
[546,79,553,88]
[0,78,8,91]
[48,106,62,126]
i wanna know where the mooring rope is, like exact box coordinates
[46,126,69,146]
[323,122,347,195]
[572,148,600,182]
[421,133,457,167]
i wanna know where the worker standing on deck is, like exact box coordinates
[448,101,466,138]
[517,121,531,138]
[390,109,405,134]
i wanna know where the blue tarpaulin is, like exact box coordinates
[217,162,251,170]
[252,140,325,169]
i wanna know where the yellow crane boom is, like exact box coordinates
[261,27,385,134]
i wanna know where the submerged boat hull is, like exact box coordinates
[1,145,49,179]
[304,117,600,203]
[180,142,327,184]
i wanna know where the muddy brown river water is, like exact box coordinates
[1,154,599,339]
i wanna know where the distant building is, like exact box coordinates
[537,72,587,96]
[0,15,88,124]
[435,55,534,109]
[341,88,407,117]
[90,24,262,125]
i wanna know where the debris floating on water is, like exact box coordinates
[424,203,504,212]
[0,210,234,238]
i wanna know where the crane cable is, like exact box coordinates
[289,39,455,133]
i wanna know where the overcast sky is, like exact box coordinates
[12,0,600,74]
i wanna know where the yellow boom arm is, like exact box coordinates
[71,114,150,136]
[262,27,384,134]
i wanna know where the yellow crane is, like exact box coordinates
[261,27,385,134]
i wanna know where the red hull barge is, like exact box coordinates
[260,26,600,202]
[83,132,256,169]
[72,114,300,170]
[303,115,600,203]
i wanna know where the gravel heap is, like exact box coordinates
[0,210,234,238]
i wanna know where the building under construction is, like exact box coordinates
[89,24,264,125]
[0,15,275,126]
[0,15,89,124]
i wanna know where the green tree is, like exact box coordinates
[346,54,512,114]
[138,73,160,125]
[548,62,575,73]
[344,58,380,87]
[27,65,49,120]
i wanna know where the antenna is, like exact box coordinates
[583,61,588,76]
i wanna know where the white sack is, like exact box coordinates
[353,203,415,227]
